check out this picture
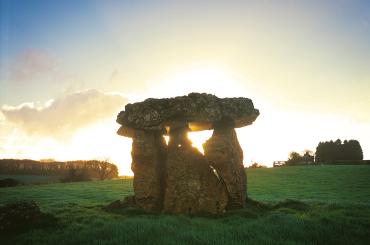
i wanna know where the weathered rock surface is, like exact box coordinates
[204,121,247,209]
[163,127,228,214]
[117,93,259,132]
[131,130,166,211]
[116,93,259,214]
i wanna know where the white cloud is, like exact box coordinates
[1,89,127,138]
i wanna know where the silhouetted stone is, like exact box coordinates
[131,130,166,211]
[117,93,259,131]
[204,121,247,209]
[116,93,259,214]
[163,126,228,214]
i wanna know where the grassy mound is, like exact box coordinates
[0,200,57,235]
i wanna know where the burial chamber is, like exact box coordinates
[116,93,259,214]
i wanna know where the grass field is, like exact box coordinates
[1,165,370,244]
[0,174,61,184]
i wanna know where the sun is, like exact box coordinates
[13,66,262,175]
[163,130,213,154]
[188,130,213,154]
[139,64,249,101]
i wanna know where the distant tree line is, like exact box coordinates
[248,162,267,168]
[286,150,314,165]
[277,139,365,167]
[315,139,363,162]
[0,159,118,180]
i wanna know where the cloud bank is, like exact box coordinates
[1,89,127,138]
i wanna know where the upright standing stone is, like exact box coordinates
[131,130,166,211]
[116,93,259,214]
[203,120,246,209]
[163,126,228,214]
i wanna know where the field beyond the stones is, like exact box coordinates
[1,165,370,245]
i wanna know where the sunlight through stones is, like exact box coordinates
[116,93,259,214]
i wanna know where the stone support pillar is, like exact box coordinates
[203,120,247,209]
[163,125,228,214]
[131,130,166,211]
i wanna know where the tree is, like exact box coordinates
[249,162,266,168]
[285,150,314,165]
[0,159,119,179]
[345,140,363,160]
[287,152,302,164]
[61,168,91,182]
[315,139,363,162]
[302,150,314,163]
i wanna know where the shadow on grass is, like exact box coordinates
[103,197,311,219]
[273,199,310,211]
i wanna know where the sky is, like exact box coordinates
[0,0,369,175]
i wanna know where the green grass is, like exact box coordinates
[247,165,370,203]
[1,165,370,245]
[0,174,61,184]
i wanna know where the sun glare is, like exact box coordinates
[124,65,264,169]
[188,130,213,154]
[14,120,135,176]
[6,65,365,174]
[69,121,133,175]
[141,65,250,100]
[163,131,213,154]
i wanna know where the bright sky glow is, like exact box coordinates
[0,0,369,175]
